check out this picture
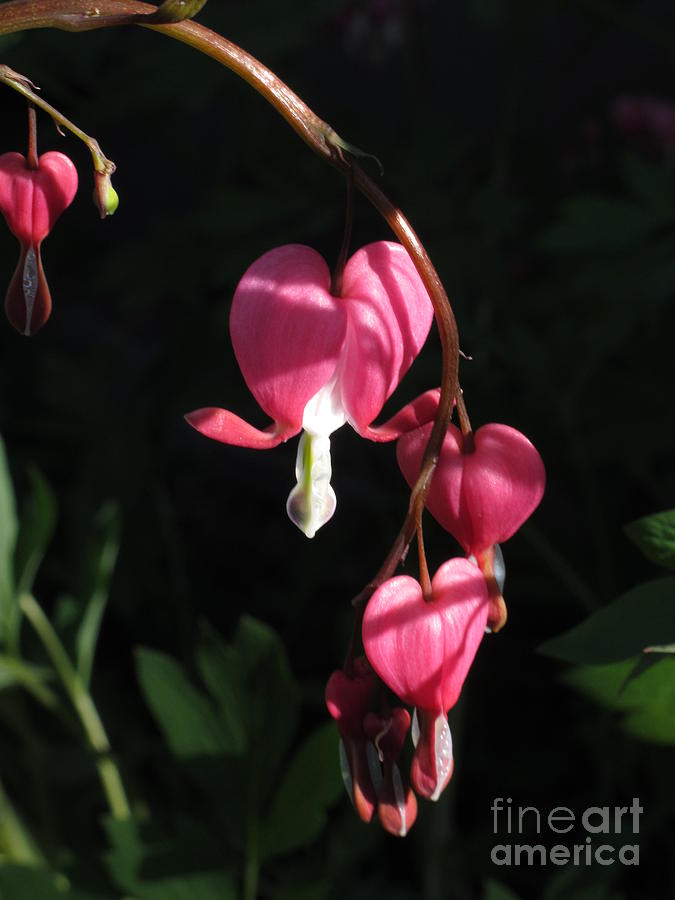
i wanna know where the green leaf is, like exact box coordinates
[14,467,57,596]
[563,656,675,744]
[0,653,59,710]
[0,436,18,645]
[483,880,524,900]
[75,502,121,688]
[0,865,104,899]
[234,616,299,799]
[644,642,675,654]
[105,817,237,900]
[538,577,675,664]
[195,621,246,755]
[624,508,675,571]
[135,648,240,758]
[260,722,343,860]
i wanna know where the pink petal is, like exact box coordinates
[339,242,434,432]
[361,558,488,714]
[410,710,454,801]
[229,245,347,430]
[397,422,466,542]
[463,424,546,549]
[360,388,441,443]
[0,152,77,246]
[184,407,297,449]
[397,422,546,553]
[4,243,51,336]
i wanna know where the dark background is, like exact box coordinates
[0,1,674,898]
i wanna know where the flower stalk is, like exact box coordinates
[0,63,116,181]
[19,593,131,820]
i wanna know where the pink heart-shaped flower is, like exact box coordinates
[397,421,545,554]
[361,557,489,714]
[0,151,78,246]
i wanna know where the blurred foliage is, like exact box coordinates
[0,0,673,898]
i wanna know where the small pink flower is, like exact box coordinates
[325,658,379,823]
[397,419,546,556]
[0,151,78,335]
[362,558,488,800]
[186,241,434,536]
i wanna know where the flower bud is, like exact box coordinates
[93,168,119,219]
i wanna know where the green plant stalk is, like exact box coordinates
[19,594,130,820]
[0,775,43,863]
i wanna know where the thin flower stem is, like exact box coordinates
[416,515,432,602]
[0,0,461,625]
[26,103,38,169]
[0,64,115,175]
[330,164,354,297]
[19,593,131,820]
[455,384,475,452]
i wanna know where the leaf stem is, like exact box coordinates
[19,593,130,819]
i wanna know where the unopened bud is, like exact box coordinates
[93,169,119,218]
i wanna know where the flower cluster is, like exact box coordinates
[186,238,545,834]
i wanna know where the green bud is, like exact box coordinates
[93,170,119,218]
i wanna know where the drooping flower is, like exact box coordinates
[363,707,417,836]
[397,415,545,629]
[362,558,489,801]
[185,241,435,537]
[325,657,380,823]
[0,151,78,335]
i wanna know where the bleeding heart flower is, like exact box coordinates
[325,657,380,823]
[362,557,488,800]
[0,151,78,335]
[185,241,435,537]
[397,418,545,555]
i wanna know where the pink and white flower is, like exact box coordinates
[186,241,435,536]
[0,150,78,335]
[362,557,489,801]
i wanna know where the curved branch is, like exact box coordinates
[0,0,459,594]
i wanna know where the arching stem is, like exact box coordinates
[0,0,461,636]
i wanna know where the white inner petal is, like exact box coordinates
[430,715,453,802]
[285,378,347,538]
[411,708,420,748]
[22,245,38,336]
[391,763,408,837]
[493,543,506,592]
[338,739,354,807]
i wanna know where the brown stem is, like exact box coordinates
[330,164,354,298]
[455,384,475,453]
[0,0,460,625]
[26,102,38,168]
[416,515,432,602]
